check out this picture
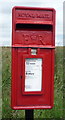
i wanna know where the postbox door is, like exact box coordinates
[12,48,54,109]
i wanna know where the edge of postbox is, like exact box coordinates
[12,6,56,11]
[11,105,53,110]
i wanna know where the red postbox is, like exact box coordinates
[11,6,55,110]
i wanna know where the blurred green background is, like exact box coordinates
[2,47,64,119]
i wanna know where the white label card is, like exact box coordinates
[25,58,42,92]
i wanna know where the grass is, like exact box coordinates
[2,47,64,119]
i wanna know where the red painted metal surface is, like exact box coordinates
[11,6,56,110]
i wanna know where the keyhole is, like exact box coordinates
[20,76,22,79]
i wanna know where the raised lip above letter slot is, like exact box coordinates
[16,20,53,25]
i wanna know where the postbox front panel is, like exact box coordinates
[12,7,55,109]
